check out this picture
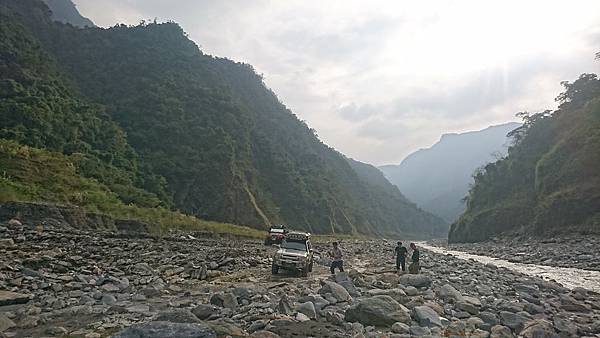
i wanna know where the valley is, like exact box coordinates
[1,0,599,337]
[2,219,600,338]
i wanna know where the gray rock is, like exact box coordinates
[0,314,16,332]
[334,272,361,297]
[438,284,463,301]
[499,311,528,332]
[391,322,410,334]
[0,238,14,247]
[479,311,499,325]
[221,293,238,310]
[278,294,293,315]
[365,288,407,304]
[126,304,150,313]
[344,295,411,327]
[112,321,216,338]
[156,310,201,323]
[250,331,281,338]
[519,319,554,338]
[210,292,238,310]
[192,304,218,320]
[204,319,246,337]
[456,301,479,315]
[324,310,345,325]
[318,280,351,302]
[490,325,513,338]
[296,301,316,319]
[0,290,31,306]
[409,325,431,336]
[101,294,117,305]
[412,306,442,328]
[560,295,590,312]
[247,320,268,333]
[553,317,577,336]
[399,274,431,288]
[295,312,310,322]
[404,286,418,296]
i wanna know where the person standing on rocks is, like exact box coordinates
[329,242,344,274]
[394,241,408,272]
[408,242,420,274]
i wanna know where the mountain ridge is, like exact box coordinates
[0,0,446,238]
[380,122,520,222]
[449,73,600,242]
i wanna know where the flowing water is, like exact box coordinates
[420,243,600,293]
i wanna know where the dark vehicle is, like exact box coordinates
[264,224,288,245]
[271,232,314,277]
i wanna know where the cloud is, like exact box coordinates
[74,0,600,165]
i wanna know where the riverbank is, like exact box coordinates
[421,243,600,293]
[441,235,600,272]
[1,221,600,337]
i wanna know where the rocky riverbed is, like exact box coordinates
[444,235,600,272]
[1,220,600,338]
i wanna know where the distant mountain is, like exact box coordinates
[380,122,521,222]
[41,0,94,27]
[450,74,600,242]
[0,0,445,238]
[346,158,448,238]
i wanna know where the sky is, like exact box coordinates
[73,0,600,165]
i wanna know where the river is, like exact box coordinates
[420,243,600,293]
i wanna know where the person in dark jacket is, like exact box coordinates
[408,242,420,274]
[394,241,408,272]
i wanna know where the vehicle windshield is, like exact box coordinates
[282,239,306,251]
[270,228,285,233]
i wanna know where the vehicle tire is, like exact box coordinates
[271,264,279,275]
[264,238,271,246]
[300,267,308,277]
[308,261,313,272]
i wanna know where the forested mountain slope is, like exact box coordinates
[41,0,94,27]
[0,0,446,237]
[380,122,520,222]
[449,73,600,242]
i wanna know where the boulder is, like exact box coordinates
[112,321,216,338]
[318,281,351,302]
[499,311,528,332]
[0,314,16,332]
[205,320,247,337]
[490,325,513,338]
[399,275,431,288]
[344,295,411,327]
[296,301,317,319]
[334,272,361,297]
[456,301,479,315]
[391,322,410,334]
[278,294,293,315]
[559,295,590,312]
[519,319,555,338]
[210,292,238,310]
[0,238,14,247]
[438,284,463,302]
[412,306,442,328]
[251,331,281,338]
[0,291,31,306]
[192,304,218,320]
[155,310,202,323]
[365,288,407,304]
